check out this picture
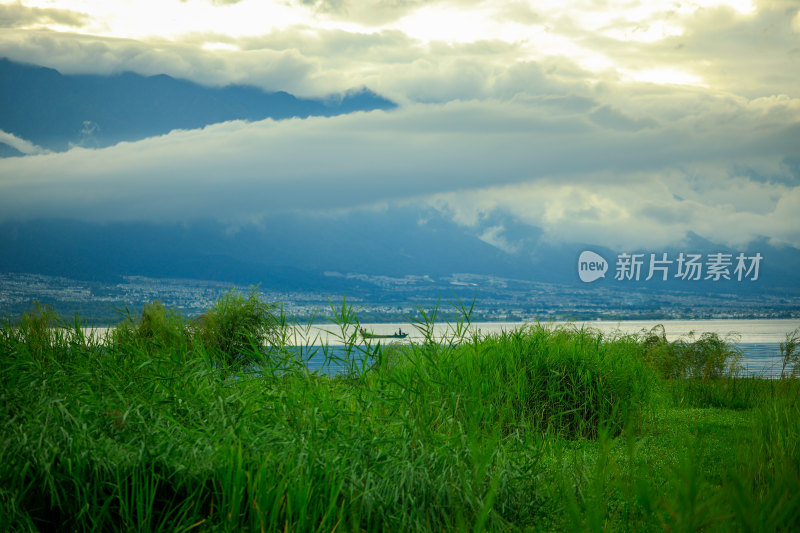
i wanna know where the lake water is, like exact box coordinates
[291,319,800,345]
[87,319,799,378]
[288,319,799,378]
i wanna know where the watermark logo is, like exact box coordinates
[578,251,608,283]
[613,252,762,281]
[577,250,763,283]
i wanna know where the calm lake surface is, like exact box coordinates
[290,319,799,378]
[88,319,799,378]
[294,319,800,345]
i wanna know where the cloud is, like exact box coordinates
[478,225,520,253]
[429,170,800,250]
[0,0,797,254]
[0,0,794,110]
[0,2,90,29]
[0,129,48,156]
[0,91,797,249]
[0,28,333,96]
[297,0,486,26]
[579,1,800,99]
[0,26,531,102]
[0,0,792,104]
[589,105,658,131]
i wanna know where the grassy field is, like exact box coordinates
[1,293,799,531]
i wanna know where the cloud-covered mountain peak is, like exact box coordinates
[0,58,396,153]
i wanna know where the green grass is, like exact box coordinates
[1,295,798,531]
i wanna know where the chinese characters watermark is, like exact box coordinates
[579,251,762,283]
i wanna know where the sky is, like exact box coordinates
[0,0,798,251]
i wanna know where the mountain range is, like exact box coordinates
[0,58,396,152]
[1,208,798,296]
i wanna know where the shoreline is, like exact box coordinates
[78,318,800,346]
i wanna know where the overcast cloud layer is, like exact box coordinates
[0,0,798,250]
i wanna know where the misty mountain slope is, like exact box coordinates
[0,58,397,152]
[0,207,797,294]
[0,208,526,285]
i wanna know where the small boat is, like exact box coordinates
[361,328,408,339]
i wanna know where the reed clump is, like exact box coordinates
[112,288,282,369]
[380,323,653,440]
[112,300,189,355]
[640,324,742,381]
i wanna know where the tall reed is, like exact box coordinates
[1,296,797,531]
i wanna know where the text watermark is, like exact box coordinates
[578,251,762,283]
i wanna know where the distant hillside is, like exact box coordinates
[0,208,798,295]
[0,209,521,286]
[0,58,397,152]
